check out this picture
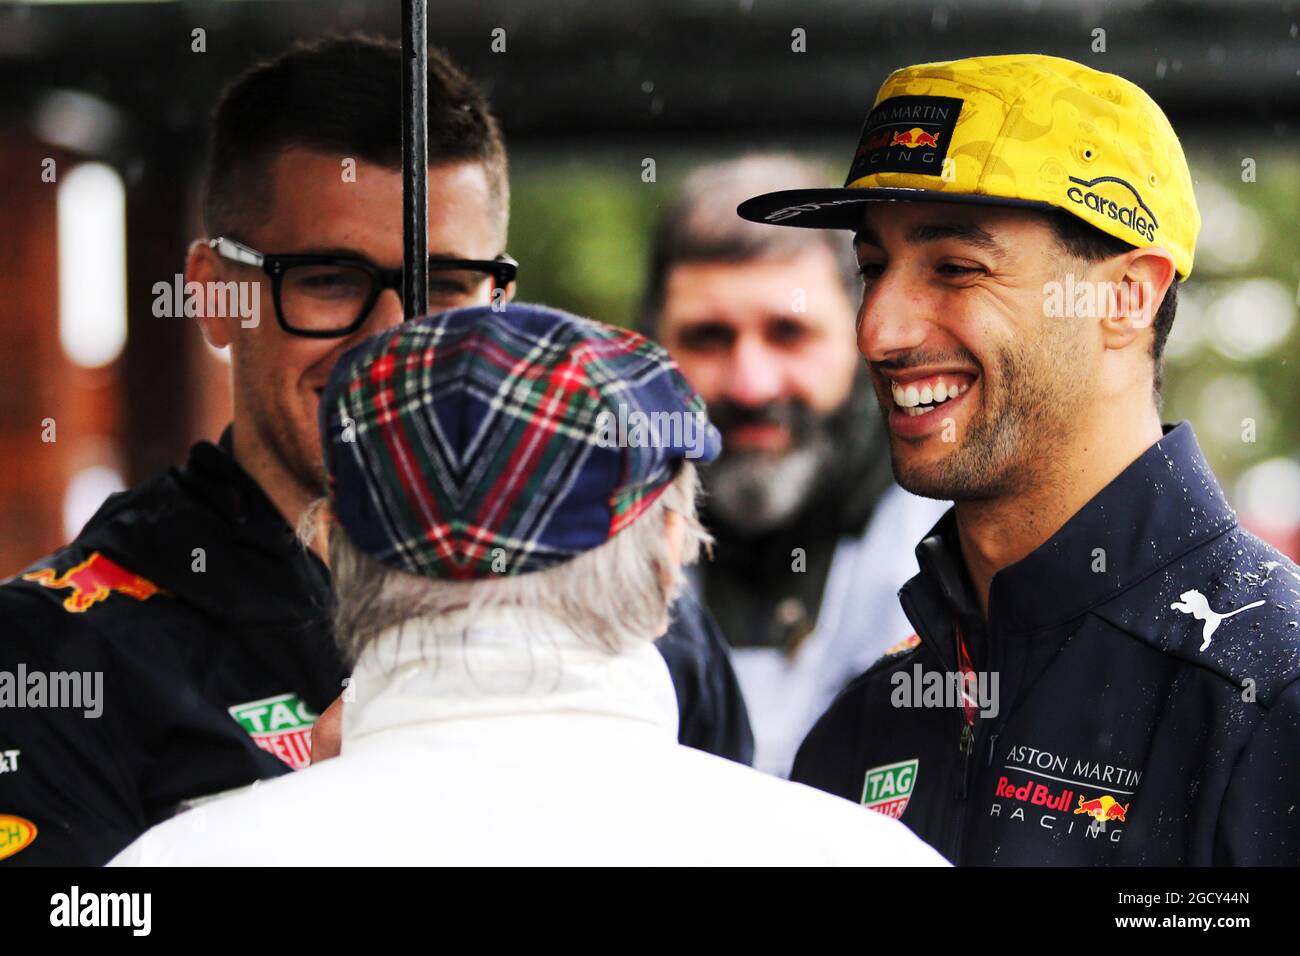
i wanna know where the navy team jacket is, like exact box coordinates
[792,423,1300,865]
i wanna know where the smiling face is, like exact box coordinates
[854,201,1102,502]
[193,148,505,499]
[656,248,860,530]
[658,247,859,453]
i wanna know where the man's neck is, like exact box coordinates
[230,424,320,555]
[955,407,1164,620]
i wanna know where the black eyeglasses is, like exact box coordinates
[208,237,519,338]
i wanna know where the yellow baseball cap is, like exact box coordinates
[738,54,1200,278]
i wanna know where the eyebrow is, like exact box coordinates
[283,246,467,262]
[287,246,366,258]
[853,220,1007,260]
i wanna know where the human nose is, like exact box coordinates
[365,286,406,332]
[725,334,786,407]
[856,267,931,364]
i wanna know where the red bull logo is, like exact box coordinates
[23,552,162,613]
[890,127,941,149]
[1074,793,1129,823]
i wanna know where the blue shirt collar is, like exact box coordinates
[909,422,1237,637]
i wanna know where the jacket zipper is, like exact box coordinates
[951,715,977,863]
[956,612,1010,865]
[899,586,975,864]
[951,622,1007,864]
[957,723,975,799]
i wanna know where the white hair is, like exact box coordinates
[303,464,710,663]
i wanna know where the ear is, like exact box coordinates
[1098,246,1177,352]
[186,239,235,350]
[502,280,518,305]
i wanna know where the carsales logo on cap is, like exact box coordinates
[1066,174,1159,242]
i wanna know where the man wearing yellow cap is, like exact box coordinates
[740,54,1300,865]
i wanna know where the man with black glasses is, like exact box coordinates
[0,35,749,866]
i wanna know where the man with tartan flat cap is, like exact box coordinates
[323,303,721,581]
[111,303,946,866]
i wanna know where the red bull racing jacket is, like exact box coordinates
[791,423,1300,865]
[0,428,751,866]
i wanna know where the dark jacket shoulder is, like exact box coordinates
[658,580,755,765]
[1093,524,1300,703]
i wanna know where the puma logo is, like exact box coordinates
[1170,590,1265,652]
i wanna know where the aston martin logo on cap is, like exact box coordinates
[845,95,963,182]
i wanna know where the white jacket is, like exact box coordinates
[111,607,946,866]
[729,484,950,776]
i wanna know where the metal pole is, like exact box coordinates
[401,0,428,318]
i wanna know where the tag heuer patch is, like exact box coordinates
[861,758,919,818]
[229,693,317,770]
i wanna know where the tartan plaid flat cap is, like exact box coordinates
[320,302,721,580]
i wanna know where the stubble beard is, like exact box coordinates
[244,370,330,508]
[889,332,1084,504]
[276,416,329,502]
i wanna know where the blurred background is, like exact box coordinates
[0,0,1296,575]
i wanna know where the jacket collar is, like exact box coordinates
[905,422,1237,644]
[903,513,982,671]
[343,607,681,747]
[75,425,331,626]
